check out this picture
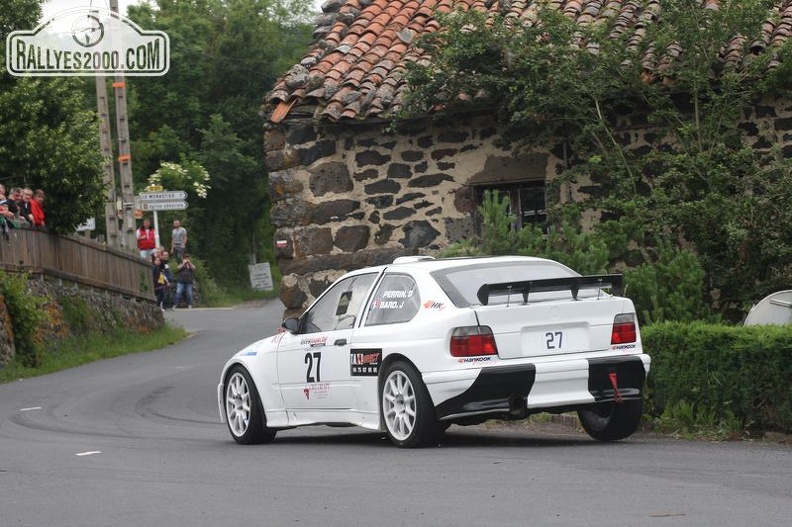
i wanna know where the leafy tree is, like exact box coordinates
[0,1,105,233]
[126,0,313,287]
[403,1,792,321]
[148,160,211,198]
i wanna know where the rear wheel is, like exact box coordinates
[224,365,276,445]
[381,361,443,448]
[578,399,643,441]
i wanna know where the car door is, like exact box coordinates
[277,273,378,416]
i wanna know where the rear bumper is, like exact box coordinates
[427,354,650,420]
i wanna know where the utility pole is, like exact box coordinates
[110,0,137,251]
[95,74,120,247]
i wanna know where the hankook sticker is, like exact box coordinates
[457,356,493,364]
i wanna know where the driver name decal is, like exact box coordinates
[372,289,413,310]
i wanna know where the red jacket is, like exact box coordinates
[30,199,45,227]
[137,227,156,250]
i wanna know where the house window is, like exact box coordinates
[474,181,547,230]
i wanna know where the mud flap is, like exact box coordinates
[588,356,645,403]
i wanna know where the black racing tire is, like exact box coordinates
[223,365,276,445]
[578,399,643,441]
[380,361,443,448]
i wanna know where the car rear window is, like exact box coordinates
[432,261,579,307]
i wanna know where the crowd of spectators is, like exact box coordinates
[0,184,46,234]
[147,243,195,310]
[138,217,196,309]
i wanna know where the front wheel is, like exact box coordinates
[224,365,276,445]
[578,399,643,441]
[381,361,443,448]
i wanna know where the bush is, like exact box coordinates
[624,241,710,326]
[443,190,703,322]
[643,322,792,434]
[0,273,46,367]
[516,221,609,276]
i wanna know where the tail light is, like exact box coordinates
[611,313,637,344]
[450,326,498,357]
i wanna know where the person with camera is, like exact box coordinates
[172,253,195,309]
[152,255,170,310]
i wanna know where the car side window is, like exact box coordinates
[364,274,420,326]
[301,274,377,333]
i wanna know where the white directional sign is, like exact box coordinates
[248,263,274,291]
[139,191,187,201]
[141,200,188,211]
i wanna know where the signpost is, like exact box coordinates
[139,191,187,202]
[248,263,274,291]
[141,201,188,211]
[138,189,188,248]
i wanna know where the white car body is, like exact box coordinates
[218,255,651,447]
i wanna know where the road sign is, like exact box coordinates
[248,263,274,291]
[76,217,96,232]
[139,191,187,202]
[141,201,188,211]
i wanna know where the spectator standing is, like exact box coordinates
[0,185,18,221]
[0,200,15,240]
[30,189,45,229]
[170,219,187,263]
[152,255,169,310]
[160,250,174,308]
[19,188,33,227]
[0,198,15,221]
[0,188,16,228]
[172,253,195,309]
[8,188,22,221]
[136,218,157,259]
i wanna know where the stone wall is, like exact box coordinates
[265,98,792,315]
[0,275,163,367]
[266,115,567,314]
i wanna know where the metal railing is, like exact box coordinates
[0,228,154,300]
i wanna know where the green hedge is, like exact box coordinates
[643,322,792,434]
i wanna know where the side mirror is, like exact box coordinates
[282,317,300,333]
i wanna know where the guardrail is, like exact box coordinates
[0,228,154,300]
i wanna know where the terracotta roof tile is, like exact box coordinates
[269,0,792,123]
[344,67,367,85]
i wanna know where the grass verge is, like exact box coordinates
[0,324,188,384]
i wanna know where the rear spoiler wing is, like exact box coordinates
[476,274,623,306]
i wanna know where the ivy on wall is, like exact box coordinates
[402,0,792,321]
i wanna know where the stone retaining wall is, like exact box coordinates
[0,275,163,367]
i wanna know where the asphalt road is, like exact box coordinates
[0,301,790,527]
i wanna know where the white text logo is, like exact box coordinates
[6,8,169,77]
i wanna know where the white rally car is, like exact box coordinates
[218,255,650,447]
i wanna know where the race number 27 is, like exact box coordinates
[545,331,563,350]
[304,352,322,382]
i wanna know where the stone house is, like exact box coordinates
[264,0,792,315]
